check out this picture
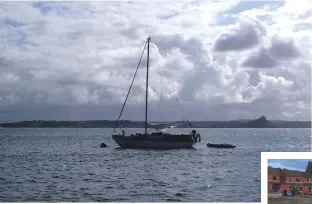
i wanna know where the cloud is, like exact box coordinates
[268,35,302,59]
[213,15,266,51]
[242,32,309,68]
[242,48,278,68]
[0,1,311,122]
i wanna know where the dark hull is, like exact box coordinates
[207,143,236,148]
[112,134,195,149]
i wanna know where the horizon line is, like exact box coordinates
[1,119,311,123]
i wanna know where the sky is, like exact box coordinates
[268,159,312,171]
[0,0,311,122]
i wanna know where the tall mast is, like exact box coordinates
[145,36,151,135]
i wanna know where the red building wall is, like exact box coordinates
[268,175,279,181]
[268,169,312,194]
[286,176,304,182]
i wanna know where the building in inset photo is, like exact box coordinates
[267,159,312,204]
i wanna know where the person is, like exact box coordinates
[122,129,125,136]
[196,132,201,143]
[191,130,196,141]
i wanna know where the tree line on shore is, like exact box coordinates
[0,116,311,128]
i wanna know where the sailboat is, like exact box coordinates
[111,36,201,149]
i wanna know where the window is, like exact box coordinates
[309,187,312,192]
[296,178,300,182]
[273,176,277,180]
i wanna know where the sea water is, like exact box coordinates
[0,128,310,202]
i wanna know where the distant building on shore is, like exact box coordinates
[268,166,312,194]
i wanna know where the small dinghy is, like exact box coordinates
[207,143,236,149]
[100,143,108,148]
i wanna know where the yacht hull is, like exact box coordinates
[112,135,194,149]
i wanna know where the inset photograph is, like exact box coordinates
[267,159,312,204]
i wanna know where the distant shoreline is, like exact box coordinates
[0,116,311,128]
[1,127,311,129]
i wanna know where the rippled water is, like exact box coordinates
[0,128,311,202]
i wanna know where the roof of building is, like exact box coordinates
[268,166,312,178]
[268,167,281,175]
[283,169,312,178]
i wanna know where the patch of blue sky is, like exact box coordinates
[5,31,27,47]
[225,1,285,15]
[294,23,312,31]
[216,1,285,26]
[0,21,26,46]
[31,2,94,19]
[181,0,202,10]
[1,19,25,27]
[215,14,237,26]
[32,2,69,15]
[268,159,311,171]
[0,20,39,47]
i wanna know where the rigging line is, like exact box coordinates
[112,40,148,134]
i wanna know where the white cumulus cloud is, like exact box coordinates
[0,0,311,121]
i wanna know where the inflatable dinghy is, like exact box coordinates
[207,143,236,148]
